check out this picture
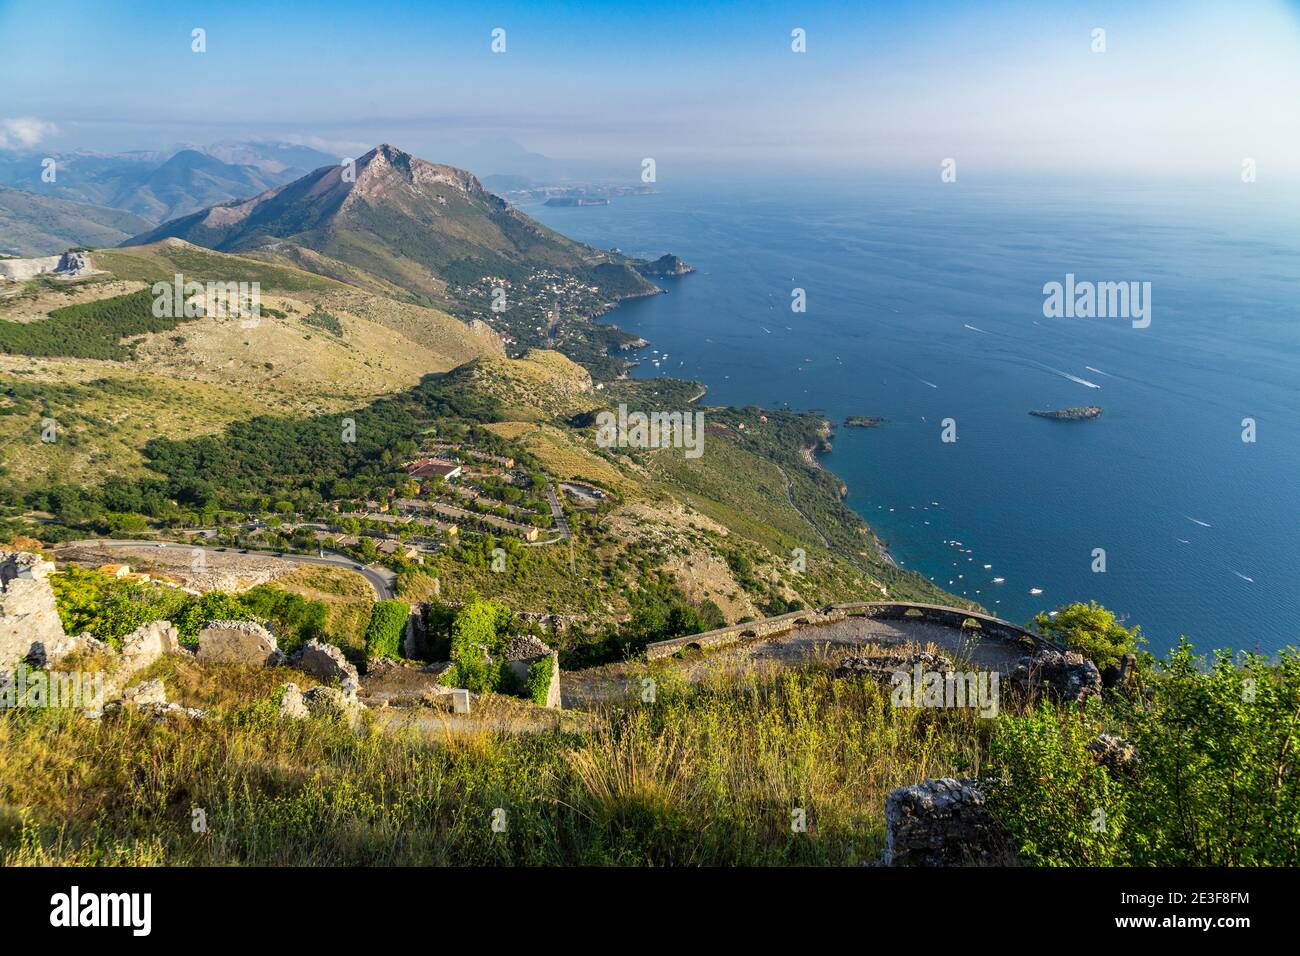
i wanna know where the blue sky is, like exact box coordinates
[1,0,1298,181]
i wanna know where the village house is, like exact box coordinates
[405,458,463,480]
[376,540,422,561]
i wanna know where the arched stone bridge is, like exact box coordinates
[644,601,1063,661]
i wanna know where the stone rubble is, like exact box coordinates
[883,777,1013,866]
[1087,733,1139,774]
[277,682,310,720]
[1010,649,1102,705]
[834,649,955,679]
[298,639,361,695]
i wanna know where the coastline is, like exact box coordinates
[591,266,911,584]
[802,430,899,569]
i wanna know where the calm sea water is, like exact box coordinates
[532,179,1300,655]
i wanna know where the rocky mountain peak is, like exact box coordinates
[349,144,483,199]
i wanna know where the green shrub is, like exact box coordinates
[0,289,197,360]
[447,600,511,692]
[173,592,258,644]
[49,568,186,647]
[301,311,343,336]
[984,702,1126,866]
[1031,600,1142,670]
[1119,641,1300,865]
[526,657,554,706]
[986,639,1300,866]
[239,586,328,654]
[49,569,331,650]
[364,599,410,659]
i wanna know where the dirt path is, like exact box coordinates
[777,462,831,548]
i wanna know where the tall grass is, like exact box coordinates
[5,644,1294,865]
[0,663,988,866]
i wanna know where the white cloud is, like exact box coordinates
[0,117,58,150]
[279,133,372,157]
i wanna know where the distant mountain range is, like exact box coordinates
[0,140,338,253]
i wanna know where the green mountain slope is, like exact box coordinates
[127,144,659,315]
[0,187,154,256]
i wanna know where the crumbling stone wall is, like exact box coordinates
[883,778,1013,866]
[504,634,562,709]
[0,552,66,671]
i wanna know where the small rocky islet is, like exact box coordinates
[1029,406,1103,421]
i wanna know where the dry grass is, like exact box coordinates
[0,654,991,866]
[271,566,375,655]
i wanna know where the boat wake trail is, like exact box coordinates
[1029,360,1101,389]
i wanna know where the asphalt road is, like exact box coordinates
[544,483,572,539]
[63,539,396,600]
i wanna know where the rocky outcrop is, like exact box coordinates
[1010,649,1102,705]
[1101,653,1138,691]
[196,621,278,667]
[298,639,360,695]
[277,682,310,720]
[883,778,1012,866]
[104,677,205,722]
[26,631,109,668]
[116,678,167,708]
[120,620,183,671]
[0,551,66,671]
[636,254,693,277]
[0,251,97,281]
[1029,406,1102,421]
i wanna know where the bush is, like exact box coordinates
[49,568,186,647]
[1031,601,1142,670]
[447,600,511,692]
[1119,641,1300,865]
[239,586,328,653]
[173,592,258,644]
[0,289,195,360]
[526,657,554,706]
[364,599,410,660]
[984,702,1126,866]
[986,639,1300,866]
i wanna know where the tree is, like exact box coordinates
[1031,601,1143,670]
[173,592,256,642]
[364,599,410,659]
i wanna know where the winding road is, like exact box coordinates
[62,539,396,600]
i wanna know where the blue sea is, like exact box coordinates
[532,178,1300,656]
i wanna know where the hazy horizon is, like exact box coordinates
[2,0,1299,184]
